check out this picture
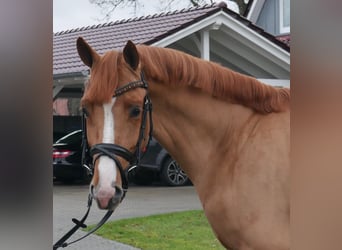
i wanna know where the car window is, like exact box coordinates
[55,130,82,144]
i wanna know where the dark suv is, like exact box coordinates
[53,130,189,186]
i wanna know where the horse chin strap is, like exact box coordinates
[53,72,153,249]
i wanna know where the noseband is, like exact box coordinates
[53,72,153,249]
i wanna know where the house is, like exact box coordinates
[53,1,290,136]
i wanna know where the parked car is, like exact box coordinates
[53,130,189,186]
[53,130,90,183]
[128,138,190,186]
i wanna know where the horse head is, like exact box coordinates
[76,37,151,210]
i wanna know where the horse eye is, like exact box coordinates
[129,106,141,118]
[82,107,89,118]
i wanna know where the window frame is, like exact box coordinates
[279,0,290,34]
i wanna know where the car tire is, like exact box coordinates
[160,157,189,186]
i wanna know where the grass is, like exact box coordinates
[85,210,225,250]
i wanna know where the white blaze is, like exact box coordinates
[98,98,117,187]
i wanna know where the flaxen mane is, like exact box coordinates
[137,45,290,114]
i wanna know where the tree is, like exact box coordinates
[89,0,249,21]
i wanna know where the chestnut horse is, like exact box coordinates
[76,37,290,250]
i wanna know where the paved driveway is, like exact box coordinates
[53,183,202,250]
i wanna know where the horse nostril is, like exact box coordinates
[114,186,123,198]
[106,185,124,211]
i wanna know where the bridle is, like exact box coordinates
[83,71,153,200]
[53,72,153,249]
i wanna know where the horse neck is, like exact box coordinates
[148,80,255,184]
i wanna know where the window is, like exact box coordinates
[280,0,290,34]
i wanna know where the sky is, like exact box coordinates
[53,0,240,32]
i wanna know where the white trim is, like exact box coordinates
[152,10,289,78]
[153,11,222,48]
[211,30,288,78]
[53,76,88,85]
[279,0,290,34]
[216,12,290,65]
[153,11,289,65]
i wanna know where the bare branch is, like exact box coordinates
[89,0,248,21]
[189,0,199,7]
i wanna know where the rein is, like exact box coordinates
[53,72,153,249]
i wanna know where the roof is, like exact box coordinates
[276,35,290,47]
[53,1,289,76]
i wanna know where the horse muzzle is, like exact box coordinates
[91,184,124,211]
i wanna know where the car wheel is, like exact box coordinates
[160,157,189,186]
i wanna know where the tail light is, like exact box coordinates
[53,149,72,159]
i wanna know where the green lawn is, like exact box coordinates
[86,210,225,250]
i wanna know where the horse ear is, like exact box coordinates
[76,37,99,67]
[123,40,139,70]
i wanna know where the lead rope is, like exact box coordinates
[53,194,113,249]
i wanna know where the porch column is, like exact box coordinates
[200,29,210,61]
